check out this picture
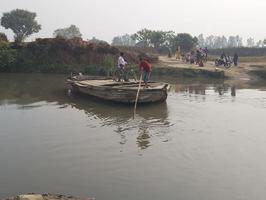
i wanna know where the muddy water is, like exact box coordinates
[1,74,266,200]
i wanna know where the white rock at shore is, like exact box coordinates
[18,195,44,200]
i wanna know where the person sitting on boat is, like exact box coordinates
[139,57,152,88]
[117,52,128,81]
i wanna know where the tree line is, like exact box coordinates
[113,32,266,50]
[1,8,266,51]
[198,34,266,49]
[112,29,198,53]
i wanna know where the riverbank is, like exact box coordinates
[156,56,266,81]
[0,38,156,74]
[2,37,266,81]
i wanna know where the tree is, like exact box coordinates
[112,36,123,46]
[220,36,228,48]
[132,29,153,47]
[263,39,266,46]
[205,35,215,49]
[213,36,223,49]
[235,35,243,47]
[197,34,205,47]
[150,30,174,49]
[256,40,263,47]
[171,33,198,52]
[247,37,255,47]
[53,25,82,39]
[228,36,238,47]
[132,29,198,52]
[90,37,108,44]
[197,35,243,49]
[198,35,227,49]
[132,29,175,49]
[112,34,136,46]
[0,32,8,42]
[1,9,41,43]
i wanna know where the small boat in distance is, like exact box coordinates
[67,75,170,104]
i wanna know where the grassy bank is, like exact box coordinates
[153,66,225,78]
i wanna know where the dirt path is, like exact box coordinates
[157,56,266,81]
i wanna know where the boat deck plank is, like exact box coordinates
[77,80,165,89]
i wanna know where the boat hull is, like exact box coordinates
[68,78,170,104]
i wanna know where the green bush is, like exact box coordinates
[0,41,17,70]
[83,65,113,76]
[0,38,154,74]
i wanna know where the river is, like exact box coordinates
[1,73,266,200]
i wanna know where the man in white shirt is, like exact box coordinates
[117,52,128,81]
[118,52,127,68]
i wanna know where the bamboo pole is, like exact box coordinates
[133,73,143,119]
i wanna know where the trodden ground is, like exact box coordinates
[157,56,266,81]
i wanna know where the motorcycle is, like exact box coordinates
[215,56,232,68]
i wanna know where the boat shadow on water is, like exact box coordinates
[67,90,173,150]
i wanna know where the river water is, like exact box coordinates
[1,73,266,200]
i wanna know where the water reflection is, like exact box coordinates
[0,73,171,151]
[137,125,150,150]
[172,83,237,97]
[70,94,171,150]
[231,86,236,97]
[0,73,68,106]
[1,73,266,151]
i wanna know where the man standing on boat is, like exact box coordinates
[139,57,152,88]
[117,52,127,81]
[118,52,127,68]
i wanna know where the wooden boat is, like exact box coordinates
[67,76,170,104]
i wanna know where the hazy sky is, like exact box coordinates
[0,0,266,43]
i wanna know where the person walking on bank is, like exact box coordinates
[176,46,181,60]
[233,53,239,66]
[139,57,152,88]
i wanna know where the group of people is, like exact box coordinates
[177,47,239,67]
[181,47,208,67]
[116,49,239,87]
[117,52,152,88]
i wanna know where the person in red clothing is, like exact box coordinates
[139,57,152,88]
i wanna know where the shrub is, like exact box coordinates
[0,41,17,70]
